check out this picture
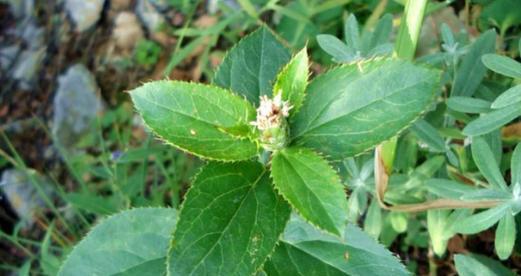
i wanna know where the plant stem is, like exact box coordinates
[394,0,428,60]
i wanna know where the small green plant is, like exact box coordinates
[57,26,440,275]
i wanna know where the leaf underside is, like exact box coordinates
[168,161,291,276]
[58,208,177,276]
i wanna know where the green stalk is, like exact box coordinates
[394,0,428,60]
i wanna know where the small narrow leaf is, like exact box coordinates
[495,213,516,260]
[451,30,496,97]
[58,208,177,276]
[364,198,383,239]
[491,84,521,109]
[168,161,290,276]
[291,59,440,160]
[273,48,309,115]
[369,14,393,50]
[316,34,356,62]
[511,143,521,185]
[471,137,508,191]
[411,119,446,152]
[447,96,491,114]
[482,54,521,79]
[214,26,291,105]
[455,254,515,276]
[264,215,409,276]
[453,203,510,234]
[427,209,450,256]
[344,14,361,52]
[463,104,521,137]
[460,189,511,201]
[130,81,258,161]
[271,147,348,236]
[426,178,477,199]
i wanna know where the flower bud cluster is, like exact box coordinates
[251,93,292,151]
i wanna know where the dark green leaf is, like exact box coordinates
[130,81,258,161]
[291,59,440,160]
[411,119,446,152]
[264,215,409,276]
[455,254,515,276]
[451,30,496,97]
[58,208,177,276]
[168,161,290,275]
[447,96,491,114]
[214,26,291,105]
[271,147,347,236]
[65,192,118,215]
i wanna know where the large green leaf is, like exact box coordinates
[130,81,258,161]
[273,48,309,115]
[168,161,290,276]
[451,30,496,97]
[455,254,515,276]
[290,59,440,159]
[271,147,348,236]
[482,54,521,79]
[214,26,291,105]
[263,215,409,276]
[58,208,177,276]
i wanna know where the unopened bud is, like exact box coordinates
[251,94,292,151]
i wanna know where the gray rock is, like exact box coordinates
[52,64,102,148]
[0,169,49,228]
[11,47,46,90]
[136,0,165,33]
[65,0,105,32]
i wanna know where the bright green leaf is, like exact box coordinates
[451,30,496,97]
[214,26,291,105]
[495,213,516,260]
[482,54,521,79]
[58,208,177,276]
[130,81,259,161]
[271,147,348,236]
[273,48,309,115]
[491,84,521,109]
[291,59,440,160]
[453,203,510,234]
[264,215,409,276]
[471,137,508,191]
[455,254,515,276]
[463,104,521,137]
[427,209,450,256]
[168,161,290,275]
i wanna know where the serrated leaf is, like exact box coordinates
[273,48,309,115]
[446,96,491,114]
[291,59,440,160]
[491,84,521,109]
[271,147,348,236]
[471,137,508,191]
[58,208,177,276]
[482,54,521,79]
[263,215,409,276]
[463,104,521,137]
[451,30,496,97]
[453,203,510,234]
[130,81,258,161]
[316,34,356,62]
[455,254,515,276]
[495,213,516,260]
[168,161,290,276]
[425,178,477,199]
[214,26,291,105]
[411,119,446,152]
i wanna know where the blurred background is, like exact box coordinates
[1,0,521,275]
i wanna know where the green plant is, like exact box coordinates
[57,25,440,275]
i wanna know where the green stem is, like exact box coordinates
[394,0,428,60]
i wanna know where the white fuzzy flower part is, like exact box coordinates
[251,94,292,131]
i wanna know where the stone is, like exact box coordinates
[113,12,144,51]
[0,169,50,228]
[52,64,103,148]
[136,0,165,33]
[65,0,105,32]
[11,47,46,89]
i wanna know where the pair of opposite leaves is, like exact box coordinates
[130,27,439,275]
